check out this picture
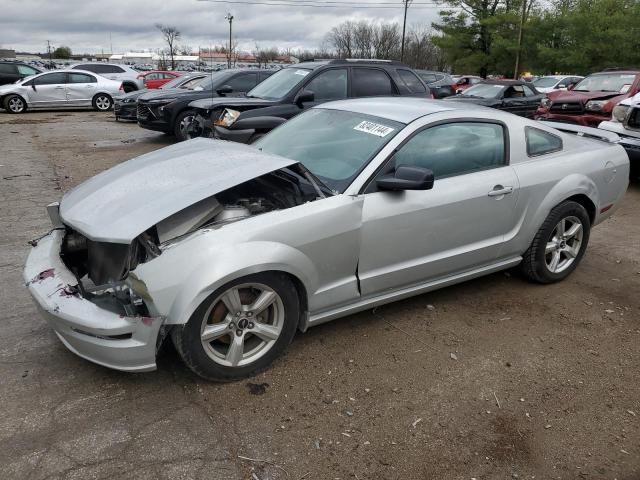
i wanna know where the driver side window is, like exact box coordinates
[304,68,347,101]
[389,122,506,180]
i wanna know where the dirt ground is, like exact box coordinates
[1,110,639,480]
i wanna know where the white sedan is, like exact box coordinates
[532,75,583,93]
[0,69,122,114]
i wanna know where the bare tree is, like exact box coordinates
[178,44,193,56]
[155,23,181,70]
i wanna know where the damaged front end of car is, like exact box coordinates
[23,138,329,372]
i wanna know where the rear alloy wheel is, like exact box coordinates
[92,94,113,112]
[174,110,200,141]
[4,95,26,114]
[520,200,590,283]
[173,272,299,381]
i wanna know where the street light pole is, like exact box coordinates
[400,0,411,62]
[225,13,234,69]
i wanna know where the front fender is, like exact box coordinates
[135,238,318,326]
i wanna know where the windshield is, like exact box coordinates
[195,72,234,91]
[246,68,311,100]
[573,73,637,93]
[533,77,560,88]
[161,75,200,90]
[255,108,403,192]
[460,83,504,98]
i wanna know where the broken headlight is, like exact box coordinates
[612,104,629,123]
[214,108,241,128]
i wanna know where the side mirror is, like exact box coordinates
[377,166,434,191]
[295,89,314,106]
[216,85,233,95]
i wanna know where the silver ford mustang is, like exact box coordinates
[24,98,629,381]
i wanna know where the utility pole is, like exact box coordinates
[47,40,52,65]
[400,0,411,62]
[225,13,234,69]
[513,0,527,79]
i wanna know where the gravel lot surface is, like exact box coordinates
[1,110,639,480]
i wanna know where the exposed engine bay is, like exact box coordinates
[58,164,330,316]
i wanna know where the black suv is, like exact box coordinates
[137,68,274,141]
[188,59,429,144]
[0,61,42,86]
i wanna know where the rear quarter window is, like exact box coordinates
[397,69,426,93]
[526,127,563,156]
[352,68,396,97]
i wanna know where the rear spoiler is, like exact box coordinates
[540,121,621,144]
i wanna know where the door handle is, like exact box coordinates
[488,186,514,197]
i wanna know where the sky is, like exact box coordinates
[0,0,444,55]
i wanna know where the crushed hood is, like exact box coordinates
[547,90,625,103]
[59,138,296,244]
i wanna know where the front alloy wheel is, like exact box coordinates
[5,95,26,114]
[173,272,299,381]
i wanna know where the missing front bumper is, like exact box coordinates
[23,230,163,372]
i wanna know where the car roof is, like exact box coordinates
[317,96,487,123]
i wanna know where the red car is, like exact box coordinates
[137,70,182,89]
[535,69,640,127]
[452,75,483,93]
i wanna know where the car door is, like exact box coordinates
[522,84,544,118]
[226,72,259,96]
[65,72,98,105]
[357,120,520,296]
[30,72,69,107]
[500,86,530,116]
[298,67,348,107]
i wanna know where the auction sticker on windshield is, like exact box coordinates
[294,70,310,76]
[354,121,395,137]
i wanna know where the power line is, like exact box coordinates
[197,0,447,8]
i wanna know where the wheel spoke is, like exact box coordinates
[564,222,582,239]
[556,219,565,236]
[545,241,556,254]
[564,244,579,259]
[252,322,280,341]
[201,323,229,342]
[249,290,277,315]
[221,288,243,314]
[226,334,245,366]
[549,251,561,272]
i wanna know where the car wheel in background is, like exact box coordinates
[122,84,136,93]
[4,95,27,114]
[174,110,200,141]
[520,200,591,283]
[92,94,113,112]
[172,272,300,382]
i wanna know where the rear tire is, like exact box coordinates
[520,200,590,284]
[92,93,113,112]
[173,272,299,382]
[4,94,26,114]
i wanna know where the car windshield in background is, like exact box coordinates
[255,108,403,193]
[533,77,560,88]
[460,83,504,98]
[246,68,311,100]
[161,75,199,90]
[194,72,233,91]
[572,73,637,93]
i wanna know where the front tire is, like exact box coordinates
[92,93,113,112]
[4,94,26,114]
[173,272,299,381]
[173,109,200,141]
[520,200,591,283]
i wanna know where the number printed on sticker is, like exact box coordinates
[353,121,395,137]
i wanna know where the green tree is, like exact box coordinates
[52,46,71,59]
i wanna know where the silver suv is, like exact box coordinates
[70,63,144,92]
